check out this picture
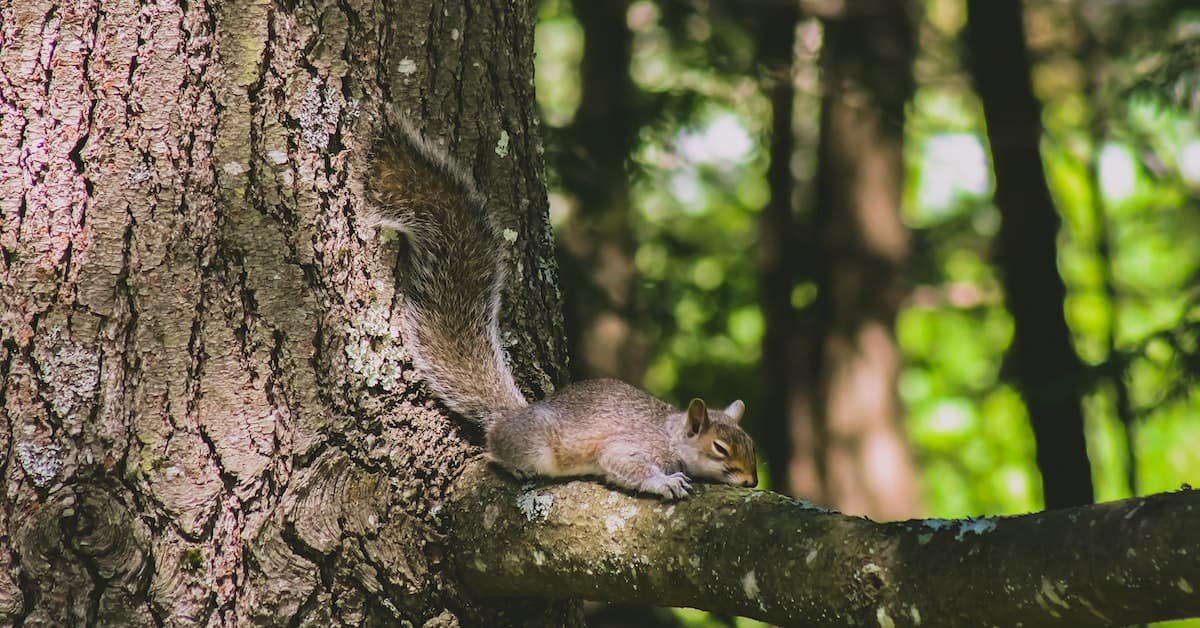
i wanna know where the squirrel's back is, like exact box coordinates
[367,127,526,423]
[485,379,677,477]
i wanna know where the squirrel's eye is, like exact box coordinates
[712,441,729,458]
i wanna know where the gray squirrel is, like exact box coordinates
[365,124,757,499]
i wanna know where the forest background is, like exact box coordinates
[531,0,1199,625]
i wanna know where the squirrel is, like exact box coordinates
[365,123,758,499]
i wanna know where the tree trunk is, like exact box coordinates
[0,0,572,624]
[796,1,922,519]
[964,0,1096,509]
[756,5,802,497]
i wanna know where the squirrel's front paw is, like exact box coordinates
[641,471,692,500]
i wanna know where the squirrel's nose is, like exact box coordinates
[742,477,757,488]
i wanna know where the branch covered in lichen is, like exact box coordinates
[446,462,1199,626]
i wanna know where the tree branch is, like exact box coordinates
[447,462,1199,626]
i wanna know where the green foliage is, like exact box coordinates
[630,104,768,403]
[904,0,1200,523]
[1120,9,1200,114]
[534,4,583,127]
[534,0,1200,522]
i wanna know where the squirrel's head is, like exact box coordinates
[678,398,758,488]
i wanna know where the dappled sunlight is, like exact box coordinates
[914,133,991,218]
[1098,144,1137,203]
[1180,140,1200,186]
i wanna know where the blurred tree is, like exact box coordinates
[554,0,650,383]
[795,0,923,519]
[964,0,1095,508]
[755,4,804,498]
[1074,0,1138,497]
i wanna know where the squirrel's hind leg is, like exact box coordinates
[485,408,559,480]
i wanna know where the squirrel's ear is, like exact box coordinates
[686,398,709,437]
[725,400,745,422]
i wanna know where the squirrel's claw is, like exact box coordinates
[642,471,693,500]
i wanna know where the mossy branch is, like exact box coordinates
[447,462,1199,626]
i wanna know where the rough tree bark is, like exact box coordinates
[0,0,571,624]
[3,1,1197,626]
[964,0,1096,509]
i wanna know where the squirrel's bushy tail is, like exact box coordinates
[367,126,527,425]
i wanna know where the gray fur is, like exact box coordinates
[367,125,526,422]
[367,127,758,500]
[485,379,748,499]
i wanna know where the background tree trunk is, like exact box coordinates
[0,0,572,624]
[964,0,1096,509]
[756,4,803,497]
[794,1,922,519]
[554,0,648,384]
